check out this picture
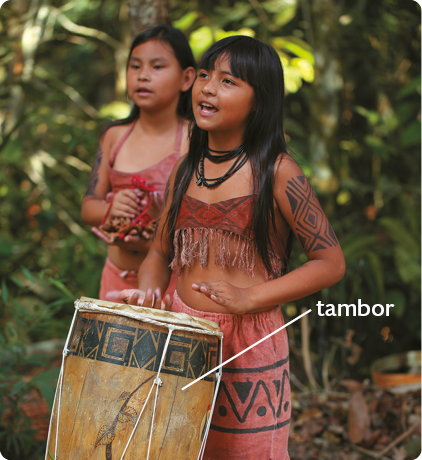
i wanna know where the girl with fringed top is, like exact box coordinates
[109,36,345,460]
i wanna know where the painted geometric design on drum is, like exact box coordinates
[285,175,338,252]
[68,315,218,381]
[210,356,290,434]
[94,374,154,460]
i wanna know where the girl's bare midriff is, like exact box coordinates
[107,204,160,271]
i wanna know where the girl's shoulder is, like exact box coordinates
[100,123,135,158]
[274,152,305,181]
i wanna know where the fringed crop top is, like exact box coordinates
[170,194,285,279]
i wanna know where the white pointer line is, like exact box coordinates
[182,308,312,391]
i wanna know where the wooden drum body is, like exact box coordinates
[46,297,223,460]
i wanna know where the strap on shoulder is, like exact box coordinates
[108,120,137,167]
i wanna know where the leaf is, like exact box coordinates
[298,408,323,421]
[339,379,362,393]
[348,391,370,444]
[9,275,25,288]
[400,121,421,147]
[272,36,314,62]
[95,425,115,447]
[274,5,297,27]
[405,436,422,456]
[189,26,213,60]
[354,106,379,125]
[395,101,419,126]
[379,217,420,254]
[1,278,8,302]
[291,58,314,82]
[397,75,421,98]
[394,246,421,285]
[385,290,406,317]
[35,381,56,411]
[117,406,137,425]
[32,368,60,409]
[366,251,384,300]
[2,138,24,164]
[214,3,251,22]
[20,265,35,283]
[10,379,28,396]
[48,278,74,297]
[173,12,198,31]
[341,235,379,261]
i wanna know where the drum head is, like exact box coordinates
[77,297,223,338]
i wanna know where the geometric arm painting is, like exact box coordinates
[285,175,338,252]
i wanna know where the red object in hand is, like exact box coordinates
[95,175,157,242]
[121,175,156,238]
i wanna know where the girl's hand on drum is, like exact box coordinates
[110,189,147,219]
[105,288,172,311]
[192,281,252,314]
[106,288,145,305]
[142,287,173,311]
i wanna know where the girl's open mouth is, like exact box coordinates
[200,102,218,114]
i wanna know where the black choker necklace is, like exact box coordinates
[196,145,247,187]
[205,144,244,163]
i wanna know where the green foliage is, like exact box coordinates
[172,0,315,92]
[0,0,420,454]
[0,1,117,456]
[0,268,67,459]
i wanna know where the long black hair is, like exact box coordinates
[109,25,196,128]
[166,35,293,277]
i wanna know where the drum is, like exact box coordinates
[45,297,223,460]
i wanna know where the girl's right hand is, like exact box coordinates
[105,288,172,310]
[109,189,148,219]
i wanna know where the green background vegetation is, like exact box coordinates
[0,0,420,458]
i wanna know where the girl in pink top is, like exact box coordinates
[81,26,196,302]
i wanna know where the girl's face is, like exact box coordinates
[127,40,194,113]
[192,56,254,143]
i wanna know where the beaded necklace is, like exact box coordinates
[195,144,247,187]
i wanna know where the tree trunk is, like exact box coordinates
[2,0,47,138]
[126,0,171,38]
[306,0,342,193]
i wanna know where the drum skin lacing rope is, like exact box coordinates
[119,324,175,460]
[197,337,223,460]
[45,308,79,460]
[146,325,174,460]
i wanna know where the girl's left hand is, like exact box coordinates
[191,281,252,314]
[106,288,172,311]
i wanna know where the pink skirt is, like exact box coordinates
[172,291,290,460]
[99,258,177,303]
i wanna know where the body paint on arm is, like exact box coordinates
[285,175,338,252]
[85,143,103,196]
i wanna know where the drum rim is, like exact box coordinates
[76,297,223,338]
